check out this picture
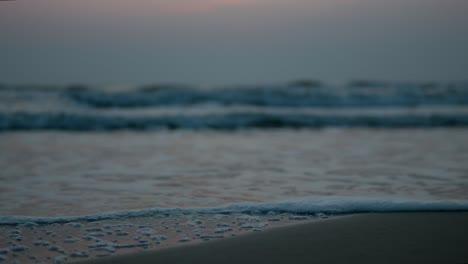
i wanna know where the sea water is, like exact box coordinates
[1,82,468,263]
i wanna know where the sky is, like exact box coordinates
[1,0,467,86]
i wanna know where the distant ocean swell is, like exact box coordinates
[2,82,468,131]
[64,84,468,108]
[1,112,468,131]
[1,197,468,225]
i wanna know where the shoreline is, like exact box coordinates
[78,212,468,264]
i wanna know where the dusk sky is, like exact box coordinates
[1,0,467,85]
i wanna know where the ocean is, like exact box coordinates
[1,81,468,263]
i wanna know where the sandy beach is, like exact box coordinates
[78,212,468,264]
[3,1,468,264]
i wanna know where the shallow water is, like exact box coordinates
[1,128,468,217]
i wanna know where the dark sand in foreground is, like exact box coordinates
[79,212,468,264]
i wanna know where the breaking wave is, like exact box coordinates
[64,83,468,108]
[1,112,468,131]
[1,196,468,225]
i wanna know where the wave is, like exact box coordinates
[64,83,468,108]
[1,112,468,131]
[1,196,468,225]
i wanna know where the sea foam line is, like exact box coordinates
[1,197,468,225]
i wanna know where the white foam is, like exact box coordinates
[1,196,468,225]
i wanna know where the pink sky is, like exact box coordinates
[48,0,278,15]
[19,0,338,17]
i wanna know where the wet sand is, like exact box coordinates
[0,212,320,263]
[79,212,468,264]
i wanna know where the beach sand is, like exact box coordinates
[78,212,468,264]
